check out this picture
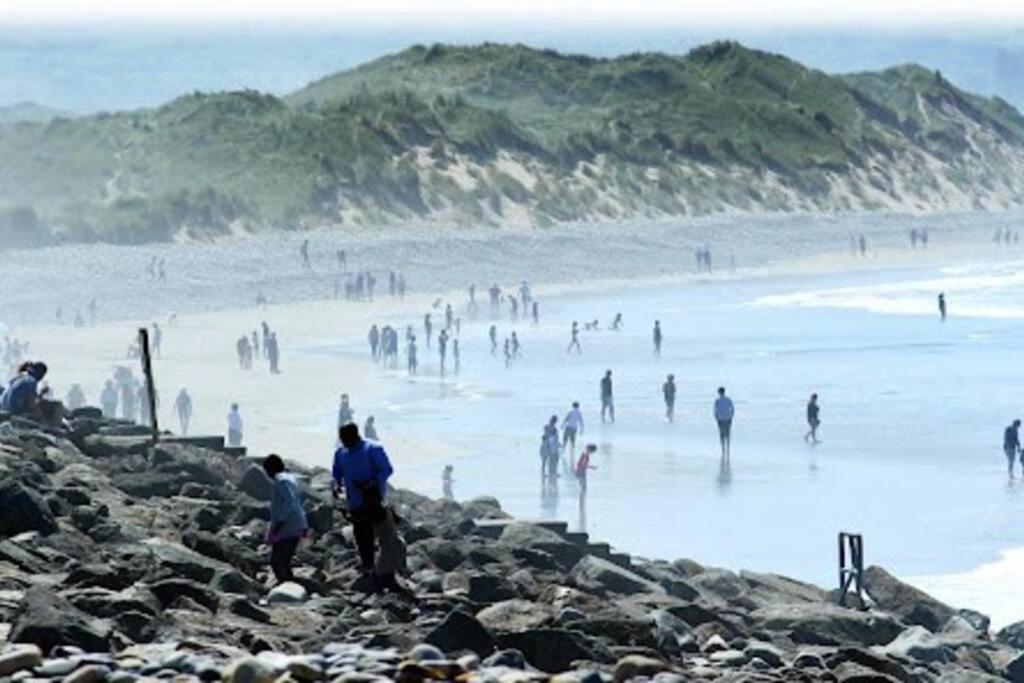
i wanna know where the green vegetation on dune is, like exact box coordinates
[4,41,1024,247]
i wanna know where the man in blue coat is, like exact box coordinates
[332,423,394,572]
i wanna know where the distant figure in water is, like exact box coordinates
[532,301,539,325]
[600,370,614,423]
[438,330,449,375]
[858,234,867,257]
[653,320,663,356]
[227,403,243,447]
[714,387,735,458]
[364,415,379,441]
[337,393,354,427]
[267,332,281,374]
[663,374,676,422]
[509,295,519,321]
[489,325,498,354]
[453,339,460,374]
[442,465,455,500]
[610,313,622,330]
[1005,420,1021,478]
[511,331,520,358]
[300,239,311,270]
[152,323,162,358]
[541,415,560,478]
[174,388,193,435]
[804,393,820,444]
[938,293,947,322]
[503,338,511,367]
[562,401,584,455]
[567,322,582,354]
[407,337,418,375]
[368,325,380,360]
[574,444,597,492]
[336,249,347,270]
[424,314,433,349]
[445,303,454,330]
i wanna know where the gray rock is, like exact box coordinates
[496,629,604,673]
[466,573,518,603]
[267,582,308,605]
[833,661,901,682]
[407,644,445,663]
[238,466,273,501]
[997,620,1024,650]
[825,648,911,682]
[881,626,954,665]
[63,664,110,683]
[570,555,666,596]
[477,600,553,632]
[744,641,784,667]
[702,634,729,653]
[753,603,903,646]
[425,609,496,657]
[229,598,272,624]
[792,651,826,669]
[1009,653,1024,683]
[862,566,955,633]
[149,578,221,612]
[224,656,280,683]
[81,434,150,459]
[708,649,748,667]
[9,587,111,654]
[0,480,58,537]
[499,523,583,569]
[482,649,526,669]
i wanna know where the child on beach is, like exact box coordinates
[575,444,597,491]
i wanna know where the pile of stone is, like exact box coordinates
[2,409,1024,682]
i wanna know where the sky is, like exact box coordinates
[7,0,1024,27]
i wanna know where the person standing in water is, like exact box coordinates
[542,415,560,478]
[511,331,520,358]
[562,401,584,455]
[424,314,433,349]
[663,374,676,422]
[938,293,947,322]
[174,388,193,435]
[575,444,597,492]
[264,454,309,584]
[503,338,512,367]
[453,338,460,374]
[407,337,418,375]
[152,323,163,358]
[438,330,449,375]
[714,387,735,458]
[227,403,243,447]
[1005,420,1021,478]
[600,370,614,423]
[653,321,663,356]
[567,322,582,354]
[368,325,381,361]
[804,393,821,444]
[531,301,539,325]
[300,239,311,270]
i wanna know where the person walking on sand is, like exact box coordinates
[714,387,735,458]
[337,393,354,427]
[364,415,379,441]
[575,444,597,492]
[600,370,614,423]
[567,321,582,354]
[368,325,381,361]
[663,374,676,422]
[1005,420,1021,478]
[653,320,663,356]
[804,393,821,444]
[938,293,947,322]
[267,332,281,374]
[562,402,584,455]
[511,331,520,358]
[227,403,243,447]
[332,423,394,575]
[264,454,309,584]
[174,388,193,435]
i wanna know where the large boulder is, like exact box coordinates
[570,555,666,596]
[9,586,111,653]
[825,648,911,682]
[0,480,58,537]
[425,609,496,657]
[476,599,553,632]
[238,466,273,501]
[862,566,955,633]
[753,603,903,646]
[495,629,606,673]
[880,626,955,664]
[740,570,827,606]
[498,523,583,569]
[80,434,150,458]
[997,620,1024,650]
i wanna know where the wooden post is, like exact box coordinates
[837,532,865,608]
[138,327,160,442]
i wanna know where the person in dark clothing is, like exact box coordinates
[804,393,821,444]
[332,424,394,573]
[653,321,663,356]
[938,293,947,322]
[264,454,308,584]
[600,370,614,423]
[663,374,676,422]
[1005,420,1021,478]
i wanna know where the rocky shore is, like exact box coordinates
[2,409,1024,682]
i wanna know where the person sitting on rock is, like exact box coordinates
[0,361,47,418]
[264,454,309,585]
[332,423,394,578]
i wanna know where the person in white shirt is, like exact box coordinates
[227,403,243,446]
[562,402,584,455]
[714,387,735,458]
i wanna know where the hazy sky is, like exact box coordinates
[8,0,1024,27]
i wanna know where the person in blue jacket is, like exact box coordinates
[332,423,394,573]
[263,454,309,584]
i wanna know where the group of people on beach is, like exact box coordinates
[235,322,280,374]
[53,298,98,328]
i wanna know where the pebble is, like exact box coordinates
[35,657,82,677]
[406,645,445,663]
[0,646,42,677]
[63,664,111,683]
[266,581,308,605]
[612,655,670,683]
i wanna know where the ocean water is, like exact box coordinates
[313,259,1024,615]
